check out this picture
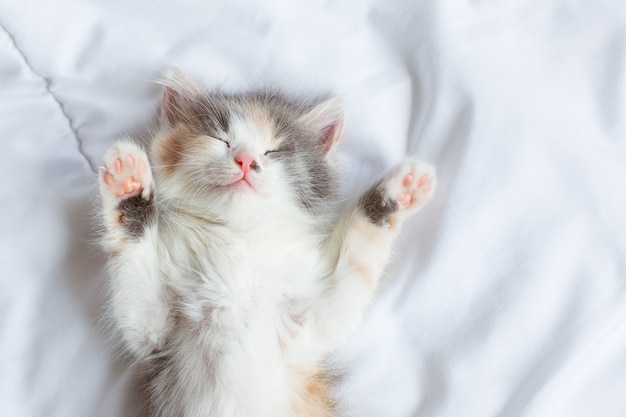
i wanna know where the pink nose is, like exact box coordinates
[234,154,257,174]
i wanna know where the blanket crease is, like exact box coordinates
[0,19,97,173]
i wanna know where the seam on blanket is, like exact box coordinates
[0,21,97,173]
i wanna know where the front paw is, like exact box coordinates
[99,141,155,237]
[99,141,153,207]
[360,158,436,227]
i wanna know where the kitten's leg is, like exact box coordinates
[99,141,170,358]
[314,158,436,350]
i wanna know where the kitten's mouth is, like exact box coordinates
[230,176,254,190]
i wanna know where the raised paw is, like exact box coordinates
[359,158,436,227]
[100,141,153,204]
[391,160,435,211]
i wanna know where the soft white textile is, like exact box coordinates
[1,1,625,416]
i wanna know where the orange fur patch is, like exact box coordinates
[250,108,273,131]
[347,253,377,290]
[293,370,337,417]
[153,126,195,176]
[249,107,279,148]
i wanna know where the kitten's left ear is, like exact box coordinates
[159,67,202,127]
[301,97,344,155]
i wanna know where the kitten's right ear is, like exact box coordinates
[300,97,344,156]
[159,68,201,127]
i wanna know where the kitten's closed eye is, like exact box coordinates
[213,137,231,148]
[264,143,294,156]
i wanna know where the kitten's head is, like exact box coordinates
[151,69,343,221]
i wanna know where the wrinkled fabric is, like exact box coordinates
[0,1,625,416]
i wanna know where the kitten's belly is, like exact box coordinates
[166,283,301,416]
[157,238,325,416]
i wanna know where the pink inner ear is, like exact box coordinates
[307,99,344,155]
[320,120,342,154]
[159,68,201,127]
[161,86,179,126]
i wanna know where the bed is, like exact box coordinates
[1,0,625,416]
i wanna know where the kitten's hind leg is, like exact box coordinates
[99,140,169,358]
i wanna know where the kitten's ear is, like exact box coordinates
[159,68,201,127]
[301,97,344,155]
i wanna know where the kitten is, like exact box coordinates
[98,69,436,417]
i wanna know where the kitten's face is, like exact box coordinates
[151,73,343,216]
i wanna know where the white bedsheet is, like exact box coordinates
[1,0,625,416]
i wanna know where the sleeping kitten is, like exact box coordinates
[98,69,436,417]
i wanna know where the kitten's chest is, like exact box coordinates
[162,222,322,344]
[175,249,306,334]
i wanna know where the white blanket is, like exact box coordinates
[1,0,625,416]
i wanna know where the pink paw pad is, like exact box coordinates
[103,172,114,187]
[397,192,412,208]
[101,144,150,200]
[115,174,142,197]
[105,157,143,197]
[390,161,436,212]
[419,174,431,193]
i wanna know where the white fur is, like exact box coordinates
[98,91,436,416]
